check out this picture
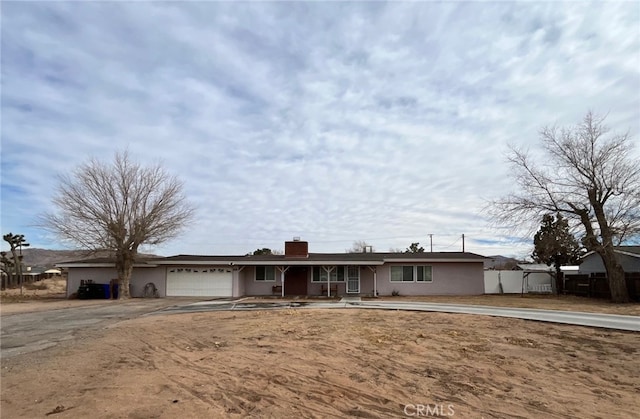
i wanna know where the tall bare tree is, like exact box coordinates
[41,151,194,299]
[346,240,374,253]
[491,111,640,302]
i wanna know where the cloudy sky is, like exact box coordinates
[2,1,639,258]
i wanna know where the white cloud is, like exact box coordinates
[1,2,638,258]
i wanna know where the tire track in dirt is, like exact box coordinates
[134,334,305,416]
[129,313,405,417]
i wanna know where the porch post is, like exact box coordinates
[373,269,377,297]
[281,269,286,297]
[367,266,377,297]
[322,266,335,297]
[276,266,289,297]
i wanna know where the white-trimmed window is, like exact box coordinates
[255,266,276,282]
[390,266,432,282]
[312,266,346,282]
[416,266,432,282]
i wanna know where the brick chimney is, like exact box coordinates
[284,237,308,258]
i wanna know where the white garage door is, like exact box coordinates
[166,267,233,297]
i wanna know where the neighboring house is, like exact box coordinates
[57,239,486,298]
[578,246,640,275]
[22,266,48,282]
[44,268,62,278]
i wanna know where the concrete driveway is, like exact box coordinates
[0,298,191,360]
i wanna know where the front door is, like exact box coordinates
[285,267,308,295]
[347,266,360,294]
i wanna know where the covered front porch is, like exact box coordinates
[243,264,379,297]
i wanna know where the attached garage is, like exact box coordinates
[166,267,233,297]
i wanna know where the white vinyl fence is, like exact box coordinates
[484,270,553,294]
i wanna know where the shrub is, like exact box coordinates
[24,282,48,291]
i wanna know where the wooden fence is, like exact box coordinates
[563,273,640,301]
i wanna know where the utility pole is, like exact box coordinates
[428,234,433,252]
[462,234,465,252]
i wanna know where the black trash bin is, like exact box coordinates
[77,283,106,299]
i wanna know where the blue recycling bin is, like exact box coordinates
[102,284,111,299]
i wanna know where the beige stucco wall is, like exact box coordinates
[241,266,282,295]
[240,263,484,296]
[374,262,484,296]
[67,262,485,298]
[233,267,245,297]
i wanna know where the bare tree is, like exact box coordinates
[41,151,194,299]
[346,240,374,253]
[490,111,640,303]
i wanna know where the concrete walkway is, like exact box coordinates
[339,296,362,303]
[163,300,640,332]
[353,301,640,332]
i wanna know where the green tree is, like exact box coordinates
[491,111,640,302]
[2,233,30,293]
[1,251,16,289]
[405,242,425,253]
[40,151,194,299]
[532,214,582,294]
[252,248,273,255]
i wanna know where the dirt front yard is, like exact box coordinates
[2,308,638,418]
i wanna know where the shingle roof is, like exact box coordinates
[616,246,640,256]
[579,246,640,261]
[58,252,487,267]
[155,252,486,264]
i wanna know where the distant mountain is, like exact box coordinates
[7,248,159,271]
[484,255,521,270]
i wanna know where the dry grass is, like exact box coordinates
[0,277,67,303]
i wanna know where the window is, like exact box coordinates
[390,266,414,282]
[390,266,432,282]
[256,266,276,281]
[417,266,432,282]
[312,266,346,282]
